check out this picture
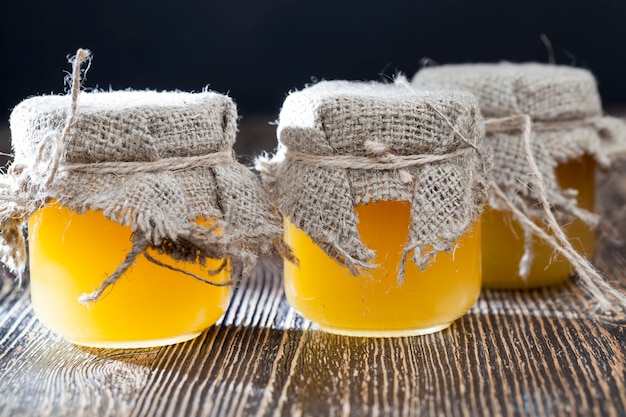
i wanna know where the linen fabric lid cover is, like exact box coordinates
[260,80,490,276]
[413,63,626,161]
[5,90,287,280]
[414,63,602,120]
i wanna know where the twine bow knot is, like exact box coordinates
[363,140,414,183]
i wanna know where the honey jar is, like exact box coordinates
[259,80,490,336]
[413,63,618,289]
[2,50,286,347]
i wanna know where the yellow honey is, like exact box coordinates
[28,202,231,348]
[482,155,596,289]
[284,201,481,337]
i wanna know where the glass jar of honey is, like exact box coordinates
[4,51,286,347]
[413,63,609,289]
[260,80,489,336]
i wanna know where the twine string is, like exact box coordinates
[77,237,148,304]
[285,136,477,190]
[78,238,235,304]
[515,115,626,311]
[286,145,473,171]
[485,115,602,134]
[2,50,91,208]
[142,252,233,284]
[0,49,91,278]
[79,209,239,303]
[61,150,234,174]
[43,48,91,189]
[37,48,234,179]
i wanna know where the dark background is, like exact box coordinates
[1,0,626,158]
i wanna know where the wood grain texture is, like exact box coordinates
[1,167,626,417]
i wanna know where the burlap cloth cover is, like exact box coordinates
[413,63,626,226]
[258,80,490,276]
[1,76,286,299]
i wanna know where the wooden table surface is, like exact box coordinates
[1,126,626,416]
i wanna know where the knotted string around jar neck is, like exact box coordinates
[61,151,235,174]
[477,112,626,313]
[285,141,476,185]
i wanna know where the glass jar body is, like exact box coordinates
[28,203,231,348]
[284,201,482,337]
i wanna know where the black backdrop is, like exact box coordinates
[2,0,626,122]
